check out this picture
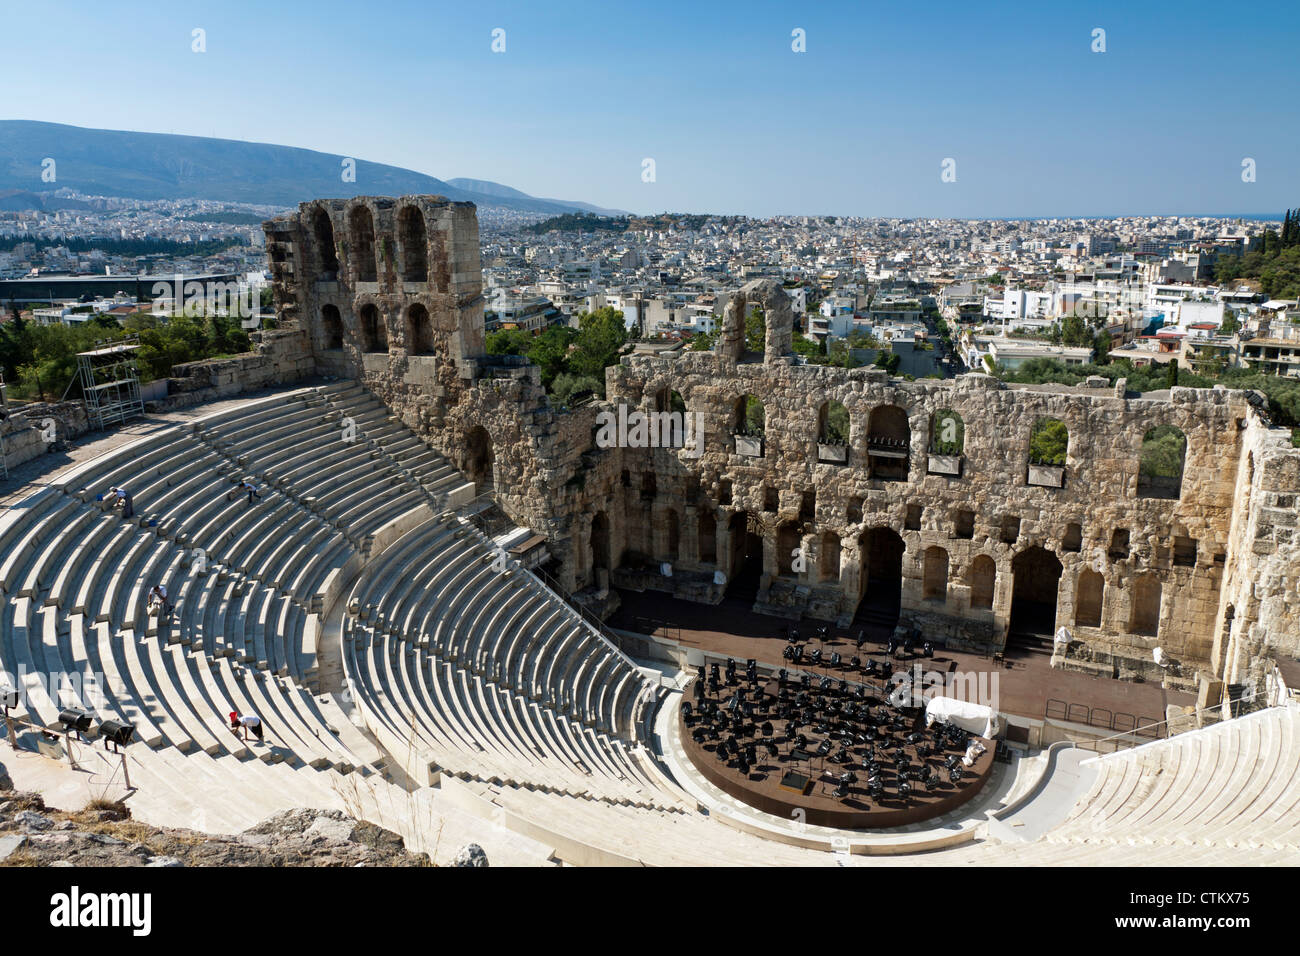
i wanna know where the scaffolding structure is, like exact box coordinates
[0,370,9,481]
[76,336,144,430]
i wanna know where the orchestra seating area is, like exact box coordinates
[1,380,1298,865]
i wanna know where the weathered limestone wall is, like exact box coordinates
[262,201,1299,685]
[603,351,1245,667]
[1214,418,1300,699]
[0,401,90,472]
[163,328,313,408]
[262,196,604,590]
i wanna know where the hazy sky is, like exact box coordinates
[4,0,1298,217]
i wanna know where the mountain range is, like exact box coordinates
[0,121,625,216]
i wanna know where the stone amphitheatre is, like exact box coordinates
[0,194,1298,866]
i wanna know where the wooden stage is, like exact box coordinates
[679,677,996,829]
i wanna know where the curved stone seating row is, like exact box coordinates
[1041,704,1300,851]
[342,514,676,809]
[194,382,466,552]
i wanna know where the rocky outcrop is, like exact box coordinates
[0,792,430,867]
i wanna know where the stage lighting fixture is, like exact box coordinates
[98,719,134,752]
[58,708,93,737]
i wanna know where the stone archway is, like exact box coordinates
[463,426,494,492]
[727,512,763,600]
[591,512,611,573]
[1009,546,1063,646]
[854,527,904,629]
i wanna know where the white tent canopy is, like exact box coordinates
[925,695,998,739]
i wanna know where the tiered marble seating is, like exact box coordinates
[0,383,469,779]
[1032,704,1300,852]
[342,513,676,808]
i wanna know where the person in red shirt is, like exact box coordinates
[229,711,264,742]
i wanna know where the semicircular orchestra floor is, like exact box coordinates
[679,667,996,829]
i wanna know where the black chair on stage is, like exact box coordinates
[809,647,823,665]
[923,640,935,658]
[738,756,750,776]
[898,780,912,801]
[816,739,831,757]
[949,766,964,784]
[830,651,842,668]
[682,701,694,722]
[693,681,705,702]
[854,629,866,650]
[761,721,774,738]
[864,658,878,676]
[765,740,779,759]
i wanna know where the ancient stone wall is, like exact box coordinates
[1214,418,1300,699]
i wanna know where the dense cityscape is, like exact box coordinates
[4,190,1298,433]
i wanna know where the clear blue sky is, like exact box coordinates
[4,0,1298,217]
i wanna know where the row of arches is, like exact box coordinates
[308,205,441,286]
[645,386,1188,494]
[319,303,435,356]
[592,507,1166,639]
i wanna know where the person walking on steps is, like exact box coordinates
[238,479,261,506]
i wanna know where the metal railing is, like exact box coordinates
[1044,698,1158,738]
[1060,689,1271,755]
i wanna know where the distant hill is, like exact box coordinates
[0,121,611,215]
[524,211,715,235]
[0,188,93,212]
[446,178,628,217]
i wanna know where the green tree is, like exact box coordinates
[745,306,765,354]
[1139,425,1187,478]
[1060,314,1092,347]
[1029,418,1069,465]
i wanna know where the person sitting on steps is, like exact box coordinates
[103,486,134,519]
[147,583,172,621]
